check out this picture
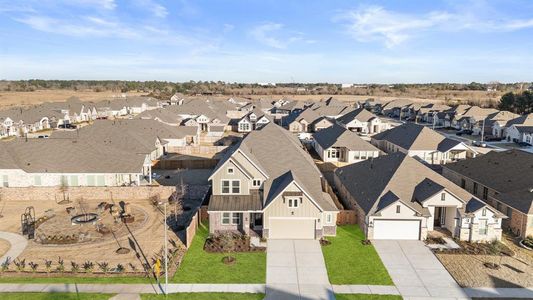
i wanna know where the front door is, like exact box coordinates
[434,207,446,227]
[251,213,263,228]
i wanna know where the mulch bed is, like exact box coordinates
[438,241,514,256]
[204,233,265,253]
[426,237,446,245]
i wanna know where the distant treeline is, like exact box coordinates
[498,91,533,114]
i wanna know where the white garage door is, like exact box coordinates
[373,219,421,240]
[269,218,315,239]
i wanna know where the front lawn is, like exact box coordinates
[322,225,393,285]
[0,293,113,300]
[0,276,154,284]
[172,222,266,283]
[142,293,265,300]
[335,294,402,300]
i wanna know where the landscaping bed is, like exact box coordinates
[322,225,393,285]
[436,240,513,256]
[204,232,265,253]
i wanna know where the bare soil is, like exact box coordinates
[0,239,10,257]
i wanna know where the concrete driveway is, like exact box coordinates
[373,240,469,298]
[265,239,334,300]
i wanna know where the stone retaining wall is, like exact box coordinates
[0,186,175,202]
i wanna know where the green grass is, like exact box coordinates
[142,293,265,300]
[0,293,113,300]
[172,222,266,283]
[0,276,154,284]
[322,225,393,285]
[335,294,402,300]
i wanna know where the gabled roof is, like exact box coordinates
[444,150,533,214]
[335,152,484,217]
[337,107,378,124]
[0,139,145,174]
[211,123,338,211]
[372,123,463,151]
[506,114,533,127]
[313,124,379,152]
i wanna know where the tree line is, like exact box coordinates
[498,91,533,114]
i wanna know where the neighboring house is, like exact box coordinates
[0,139,150,187]
[207,123,339,240]
[500,114,533,141]
[379,99,413,118]
[0,107,51,137]
[135,107,184,126]
[443,150,533,238]
[371,123,476,165]
[311,97,349,119]
[452,106,499,134]
[236,109,271,132]
[334,152,505,241]
[286,108,333,133]
[52,119,198,160]
[336,107,389,135]
[171,99,232,134]
[415,104,451,124]
[312,124,380,164]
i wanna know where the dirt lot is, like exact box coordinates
[0,196,197,274]
[436,235,533,288]
[0,89,145,109]
[0,239,9,257]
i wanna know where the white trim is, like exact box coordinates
[262,179,324,212]
[208,156,252,181]
[220,179,241,195]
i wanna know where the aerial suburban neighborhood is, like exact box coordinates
[0,1,532,300]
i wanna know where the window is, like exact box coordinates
[70,175,79,187]
[482,187,488,200]
[461,179,466,189]
[232,213,241,225]
[34,175,42,186]
[506,207,512,217]
[222,212,230,225]
[61,175,69,186]
[2,175,8,187]
[227,167,234,174]
[441,193,446,201]
[252,179,261,187]
[232,180,240,193]
[396,205,401,213]
[96,175,105,186]
[473,182,478,195]
[288,198,299,208]
[496,202,501,211]
[326,213,332,224]
[222,212,240,225]
[482,208,487,216]
[222,180,230,194]
[87,175,95,186]
[221,180,240,194]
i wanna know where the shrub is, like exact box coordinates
[44,260,52,273]
[14,259,26,272]
[1,259,11,272]
[83,261,94,273]
[523,236,533,248]
[57,257,65,273]
[70,261,80,273]
[29,262,39,273]
[97,262,109,273]
[115,264,125,273]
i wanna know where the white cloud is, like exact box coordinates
[249,22,314,49]
[336,5,533,48]
[134,0,168,18]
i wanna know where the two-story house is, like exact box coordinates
[207,123,339,239]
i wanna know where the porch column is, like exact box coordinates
[242,212,250,235]
[148,165,152,185]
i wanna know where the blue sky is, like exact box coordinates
[1,0,532,83]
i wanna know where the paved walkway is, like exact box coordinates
[0,231,28,264]
[265,239,334,300]
[373,240,468,299]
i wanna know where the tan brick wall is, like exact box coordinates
[0,186,175,202]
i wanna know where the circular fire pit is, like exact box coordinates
[71,213,98,224]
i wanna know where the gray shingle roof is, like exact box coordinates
[0,139,145,173]
[337,107,378,124]
[313,124,379,151]
[334,152,484,216]
[372,123,461,151]
[444,150,533,214]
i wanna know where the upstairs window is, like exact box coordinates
[396,205,401,213]
[252,179,261,187]
[473,182,478,195]
[482,187,488,200]
[482,208,487,216]
[221,180,240,194]
[461,179,466,188]
[288,198,299,208]
[227,167,234,174]
[441,193,446,201]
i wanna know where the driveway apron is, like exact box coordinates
[266,239,334,300]
[373,240,469,299]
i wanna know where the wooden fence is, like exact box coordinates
[337,210,357,225]
[185,211,200,248]
[155,159,219,169]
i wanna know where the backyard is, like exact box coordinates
[172,222,266,283]
[322,225,393,285]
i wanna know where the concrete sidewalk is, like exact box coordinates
[0,231,28,264]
